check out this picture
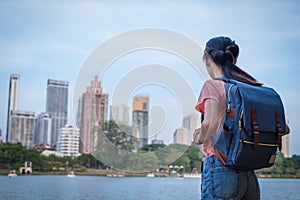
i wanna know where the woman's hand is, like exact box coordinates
[193,128,203,144]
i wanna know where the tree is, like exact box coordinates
[103,120,136,152]
[184,145,202,172]
[140,144,166,152]
[125,152,159,172]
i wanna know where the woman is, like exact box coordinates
[194,36,261,200]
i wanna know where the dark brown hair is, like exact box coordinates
[204,36,262,86]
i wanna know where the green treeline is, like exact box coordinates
[0,120,299,176]
[257,152,300,177]
[0,142,201,173]
[1,142,300,177]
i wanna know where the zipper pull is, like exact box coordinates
[238,110,243,131]
[239,120,242,131]
[227,102,231,113]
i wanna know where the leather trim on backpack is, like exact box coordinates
[227,108,236,118]
[214,147,228,166]
[223,129,233,135]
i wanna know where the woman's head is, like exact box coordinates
[204,36,239,66]
[203,36,261,86]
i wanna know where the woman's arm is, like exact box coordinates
[193,98,219,144]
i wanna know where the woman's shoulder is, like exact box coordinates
[204,79,225,89]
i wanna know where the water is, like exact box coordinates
[0,175,300,200]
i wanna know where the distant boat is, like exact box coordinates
[169,170,180,178]
[66,171,76,178]
[8,170,18,178]
[107,174,125,177]
[146,172,155,177]
[183,173,202,178]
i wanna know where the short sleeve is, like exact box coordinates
[195,80,224,114]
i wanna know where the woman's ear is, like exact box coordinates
[205,58,211,67]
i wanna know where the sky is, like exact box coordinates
[0,0,299,155]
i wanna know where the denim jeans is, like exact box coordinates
[201,155,260,200]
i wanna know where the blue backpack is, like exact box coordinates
[212,77,287,171]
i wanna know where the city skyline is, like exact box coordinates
[1,73,169,140]
[2,72,192,147]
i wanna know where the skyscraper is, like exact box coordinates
[6,74,20,142]
[35,112,52,145]
[10,110,35,148]
[132,96,149,148]
[46,79,68,145]
[282,134,290,158]
[281,119,291,158]
[173,127,189,145]
[110,104,130,126]
[78,76,108,154]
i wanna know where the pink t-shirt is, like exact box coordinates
[195,79,226,158]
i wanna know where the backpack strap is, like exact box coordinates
[214,77,230,82]
[275,113,283,151]
[251,109,260,149]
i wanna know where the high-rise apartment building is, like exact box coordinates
[132,96,149,148]
[9,110,35,148]
[281,119,290,158]
[35,112,52,145]
[46,79,68,145]
[183,114,200,131]
[110,104,130,126]
[282,134,290,158]
[182,113,200,145]
[78,76,108,154]
[173,127,189,145]
[6,74,20,142]
[57,125,80,157]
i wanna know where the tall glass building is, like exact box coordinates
[6,74,20,142]
[132,96,149,149]
[35,112,52,145]
[46,79,69,146]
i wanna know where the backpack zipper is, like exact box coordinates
[227,84,235,113]
[240,140,278,147]
[227,83,243,131]
[239,110,243,131]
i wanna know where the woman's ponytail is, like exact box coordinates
[205,36,262,86]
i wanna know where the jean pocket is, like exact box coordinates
[212,168,239,199]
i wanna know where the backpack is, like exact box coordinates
[212,77,288,171]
